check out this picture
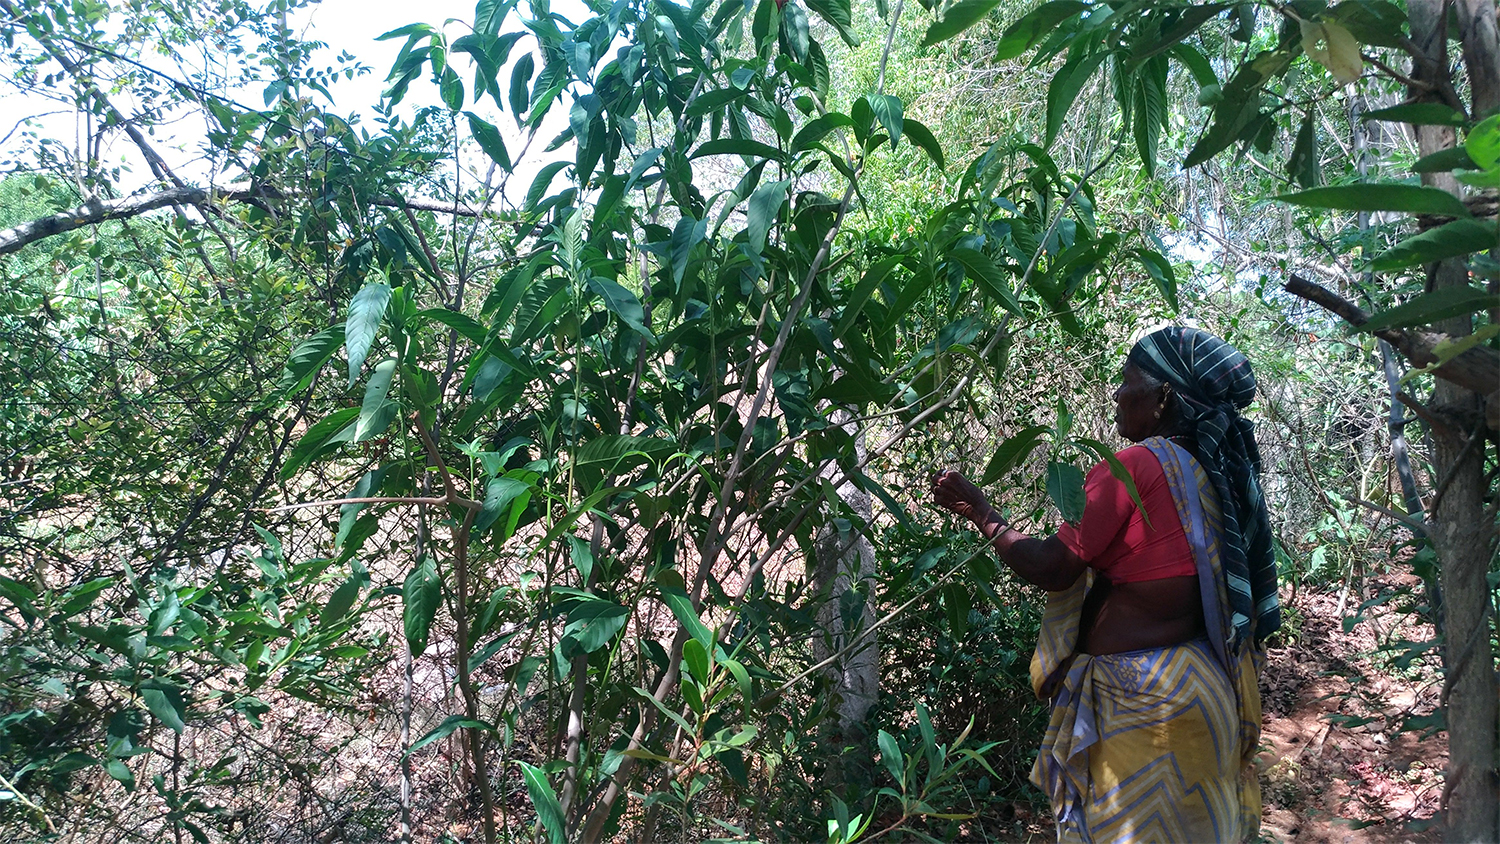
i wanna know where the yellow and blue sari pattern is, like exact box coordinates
[1029,437,1263,843]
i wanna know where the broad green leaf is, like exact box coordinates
[281,407,360,480]
[336,467,386,549]
[1326,0,1407,48]
[1133,56,1168,176]
[518,761,567,844]
[1276,184,1471,218]
[587,276,654,339]
[1411,146,1478,173]
[1136,248,1177,312]
[942,582,971,639]
[1045,461,1086,524]
[141,684,186,733]
[1129,4,1228,64]
[691,137,786,162]
[1363,103,1466,127]
[657,570,713,652]
[524,160,570,213]
[1288,108,1321,188]
[1184,50,1290,167]
[995,1,1087,60]
[474,0,511,38]
[835,256,903,338]
[866,94,903,148]
[474,476,532,535]
[921,0,1002,47]
[567,534,594,583]
[948,248,1021,315]
[1046,51,1106,148]
[1362,286,1500,331]
[790,113,853,153]
[319,576,361,629]
[562,597,629,656]
[508,52,534,121]
[346,282,392,386]
[877,729,903,783]
[440,68,464,110]
[466,112,512,170]
[1371,218,1497,270]
[1171,43,1218,88]
[407,715,494,757]
[682,637,710,684]
[105,758,135,791]
[403,557,441,656]
[903,118,945,169]
[804,0,859,46]
[669,215,709,286]
[414,307,487,345]
[778,0,810,63]
[980,425,1049,485]
[276,325,344,397]
[354,359,398,442]
[746,178,791,255]
[1467,114,1500,170]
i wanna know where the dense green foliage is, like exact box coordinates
[0,0,1495,841]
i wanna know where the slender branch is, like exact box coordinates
[0,768,58,835]
[262,495,481,513]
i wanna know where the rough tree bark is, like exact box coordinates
[1407,3,1499,840]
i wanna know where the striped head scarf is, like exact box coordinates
[1128,327,1278,646]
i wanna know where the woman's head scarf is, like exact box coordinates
[1128,327,1278,645]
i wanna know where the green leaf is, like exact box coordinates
[320,576,361,629]
[440,67,465,110]
[1372,218,1497,271]
[778,0,810,63]
[474,476,532,535]
[141,684,187,733]
[407,715,494,757]
[508,52,534,121]
[682,636,710,684]
[921,0,1001,47]
[587,276,654,339]
[1288,108,1321,188]
[995,1,1087,60]
[105,758,135,791]
[1129,4,1228,64]
[562,597,629,656]
[1467,114,1500,169]
[790,113,853,153]
[1136,248,1177,311]
[474,0,511,38]
[835,256,903,338]
[866,94,903,148]
[281,407,360,480]
[877,729,903,783]
[524,160,571,213]
[1132,56,1167,177]
[1045,461,1086,524]
[518,761,567,844]
[746,178,791,255]
[1276,184,1471,218]
[466,112,512,170]
[1183,50,1290,167]
[980,425,1049,485]
[1411,146,1478,173]
[942,582,971,639]
[354,359,398,442]
[1362,286,1500,331]
[1362,103,1466,127]
[948,248,1021,315]
[403,557,441,656]
[804,0,859,46]
[276,325,344,397]
[346,282,392,386]
[657,570,713,652]
[691,138,786,162]
[1326,0,1407,48]
[415,307,487,345]
[1046,51,1106,148]
[902,118,945,169]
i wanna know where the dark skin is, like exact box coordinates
[931,362,1205,656]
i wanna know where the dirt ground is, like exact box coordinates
[1256,575,1447,843]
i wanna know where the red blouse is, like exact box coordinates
[1055,445,1196,584]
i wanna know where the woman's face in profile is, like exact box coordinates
[1112,362,1163,442]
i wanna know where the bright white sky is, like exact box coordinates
[0,0,582,201]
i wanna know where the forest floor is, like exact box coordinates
[1256,573,1446,843]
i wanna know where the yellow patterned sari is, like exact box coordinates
[1029,437,1263,843]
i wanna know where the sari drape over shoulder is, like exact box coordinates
[1029,437,1263,843]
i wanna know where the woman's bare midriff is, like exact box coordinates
[1077,574,1205,655]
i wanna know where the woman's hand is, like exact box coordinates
[930,469,992,525]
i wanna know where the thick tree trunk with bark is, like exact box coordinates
[1407,3,1500,840]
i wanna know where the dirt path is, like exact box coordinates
[1257,575,1447,843]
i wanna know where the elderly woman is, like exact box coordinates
[932,327,1276,843]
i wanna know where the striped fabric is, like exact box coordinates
[1029,438,1263,843]
[1127,327,1278,645]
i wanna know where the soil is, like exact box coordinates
[1256,574,1447,843]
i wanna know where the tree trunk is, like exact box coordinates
[812,412,879,778]
[1408,3,1500,840]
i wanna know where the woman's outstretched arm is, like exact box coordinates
[930,469,1088,592]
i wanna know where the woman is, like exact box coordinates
[931,327,1276,843]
